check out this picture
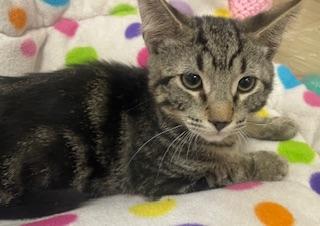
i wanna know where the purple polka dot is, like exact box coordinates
[310,172,320,194]
[176,224,205,226]
[169,0,194,16]
[125,22,141,39]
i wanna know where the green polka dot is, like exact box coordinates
[109,4,137,16]
[278,140,316,164]
[65,47,98,66]
[302,74,320,95]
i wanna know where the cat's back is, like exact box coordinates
[0,62,149,141]
[0,62,148,96]
[0,63,106,96]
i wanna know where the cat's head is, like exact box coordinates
[138,0,301,142]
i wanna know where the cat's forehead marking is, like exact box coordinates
[193,17,245,73]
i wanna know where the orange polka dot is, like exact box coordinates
[255,202,294,226]
[8,7,27,30]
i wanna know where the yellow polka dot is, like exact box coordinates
[213,8,231,18]
[256,108,269,118]
[129,198,176,217]
[255,202,294,226]
[8,7,27,30]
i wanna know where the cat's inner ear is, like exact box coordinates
[137,0,191,52]
[240,0,302,58]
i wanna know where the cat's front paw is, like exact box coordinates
[269,117,298,140]
[250,151,288,181]
[245,116,298,141]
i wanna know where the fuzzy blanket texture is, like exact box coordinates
[1,0,320,225]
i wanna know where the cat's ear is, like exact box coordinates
[240,0,302,58]
[137,0,191,52]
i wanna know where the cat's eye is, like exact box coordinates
[237,76,256,93]
[181,73,202,90]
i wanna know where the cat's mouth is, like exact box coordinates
[185,125,231,143]
[184,116,246,143]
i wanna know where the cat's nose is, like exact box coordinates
[209,121,230,132]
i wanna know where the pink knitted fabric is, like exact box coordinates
[229,0,272,20]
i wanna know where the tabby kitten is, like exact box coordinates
[0,0,300,219]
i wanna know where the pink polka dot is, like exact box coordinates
[225,181,262,191]
[137,47,149,68]
[303,91,320,107]
[20,39,37,57]
[229,0,272,20]
[54,18,79,37]
[22,214,77,226]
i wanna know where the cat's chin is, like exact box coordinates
[197,132,230,143]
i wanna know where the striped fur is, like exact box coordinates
[0,0,301,219]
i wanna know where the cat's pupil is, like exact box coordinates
[181,73,202,90]
[238,76,256,92]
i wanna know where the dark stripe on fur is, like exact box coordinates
[228,22,243,69]
[154,76,175,88]
[212,57,217,70]
[241,58,247,73]
[196,54,204,71]
[199,91,207,102]
[195,18,208,46]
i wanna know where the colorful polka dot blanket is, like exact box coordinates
[1,0,320,225]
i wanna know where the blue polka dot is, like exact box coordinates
[277,64,301,89]
[42,0,70,6]
[125,22,141,39]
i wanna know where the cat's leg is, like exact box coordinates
[206,151,288,188]
[244,115,298,141]
[0,127,68,207]
[0,190,17,206]
[0,156,23,206]
[145,176,210,199]
[249,151,289,181]
[151,151,288,196]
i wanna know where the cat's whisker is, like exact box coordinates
[177,131,191,161]
[193,134,201,161]
[234,130,243,145]
[246,121,272,126]
[186,132,195,161]
[233,127,246,133]
[128,125,182,165]
[236,124,247,129]
[175,131,188,161]
[170,131,188,164]
[157,130,186,178]
[238,129,249,145]
[235,133,242,146]
[237,132,245,146]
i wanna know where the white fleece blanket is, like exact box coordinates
[1,0,320,225]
